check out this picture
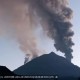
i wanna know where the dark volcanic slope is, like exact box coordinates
[14,52,80,78]
[0,66,16,76]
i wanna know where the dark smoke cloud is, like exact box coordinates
[27,0,74,61]
[0,0,74,62]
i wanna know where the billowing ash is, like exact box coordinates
[0,0,74,62]
[27,0,74,61]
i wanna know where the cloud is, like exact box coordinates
[0,0,74,61]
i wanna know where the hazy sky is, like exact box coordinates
[69,0,80,67]
[0,0,80,71]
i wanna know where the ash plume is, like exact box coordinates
[27,0,74,61]
[0,0,41,61]
[0,0,74,62]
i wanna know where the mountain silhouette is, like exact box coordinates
[0,66,35,80]
[14,52,80,80]
[0,66,16,76]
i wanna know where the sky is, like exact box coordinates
[0,0,80,71]
[70,0,80,67]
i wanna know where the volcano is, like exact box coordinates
[14,52,80,80]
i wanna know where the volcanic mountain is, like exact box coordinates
[14,52,80,80]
